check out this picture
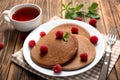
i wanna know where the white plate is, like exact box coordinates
[23,19,105,77]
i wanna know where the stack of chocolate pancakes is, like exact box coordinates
[31,24,96,70]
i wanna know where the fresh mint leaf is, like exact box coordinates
[76,12,84,17]
[66,2,72,8]
[87,10,100,19]
[71,13,77,19]
[69,7,76,12]
[75,4,84,11]
[87,12,100,19]
[88,2,98,11]
[86,2,100,19]
[62,3,66,8]
[65,12,74,19]
[66,2,72,10]
[63,32,69,42]
[61,9,66,12]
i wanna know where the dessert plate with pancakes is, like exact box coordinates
[23,19,105,77]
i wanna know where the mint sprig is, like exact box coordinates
[62,2,100,19]
[62,2,84,19]
[88,2,98,11]
[63,32,69,42]
[86,2,100,19]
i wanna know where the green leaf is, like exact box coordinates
[61,9,66,12]
[62,3,66,8]
[65,12,74,19]
[75,4,84,11]
[88,2,98,11]
[63,32,69,42]
[62,2,100,19]
[71,13,77,19]
[87,11,100,19]
[76,12,84,17]
[69,7,76,12]
[66,2,72,9]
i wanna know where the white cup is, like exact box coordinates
[2,3,42,32]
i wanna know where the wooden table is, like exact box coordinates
[0,0,120,80]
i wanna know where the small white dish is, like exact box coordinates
[23,19,105,77]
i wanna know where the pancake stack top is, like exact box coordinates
[30,23,96,71]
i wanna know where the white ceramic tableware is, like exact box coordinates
[2,3,42,32]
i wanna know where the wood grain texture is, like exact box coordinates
[107,0,120,80]
[108,67,118,80]
[0,0,19,79]
[0,0,120,80]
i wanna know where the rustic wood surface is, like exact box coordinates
[0,0,120,80]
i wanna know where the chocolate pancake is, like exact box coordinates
[31,32,78,68]
[62,35,96,70]
[48,24,90,39]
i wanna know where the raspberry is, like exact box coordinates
[53,64,62,73]
[71,26,78,34]
[20,32,28,40]
[40,45,48,55]
[80,53,88,61]
[90,36,98,45]
[40,31,46,37]
[89,18,97,27]
[29,40,36,48]
[0,42,4,49]
[56,30,63,39]
[74,17,82,21]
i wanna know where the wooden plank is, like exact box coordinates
[0,0,9,23]
[107,67,118,80]
[0,0,21,79]
[6,0,35,80]
[49,0,62,18]
[107,0,120,80]
[115,59,120,80]
[0,26,19,80]
[99,0,116,33]
[7,63,23,80]
[99,0,120,79]
[37,0,51,23]
[20,70,46,80]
